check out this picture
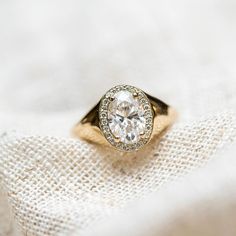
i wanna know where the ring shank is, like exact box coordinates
[72,94,177,147]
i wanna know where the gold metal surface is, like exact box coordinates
[72,92,177,149]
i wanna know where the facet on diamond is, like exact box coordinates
[108,90,146,144]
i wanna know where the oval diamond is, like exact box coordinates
[99,85,154,151]
[108,90,146,144]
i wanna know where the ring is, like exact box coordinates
[72,85,177,152]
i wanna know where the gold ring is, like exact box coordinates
[72,85,177,152]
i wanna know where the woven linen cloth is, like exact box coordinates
[0,113,236,236]
[1,0,236,235]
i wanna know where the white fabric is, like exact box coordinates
[0,0,236,235]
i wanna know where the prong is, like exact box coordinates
[109,95,115,101]
[114,137,120,142]
[133,92,138,98]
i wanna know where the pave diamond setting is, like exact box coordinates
[99,85,154,151]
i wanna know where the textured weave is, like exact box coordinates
[80,144,236,236]
[0,112,236,235]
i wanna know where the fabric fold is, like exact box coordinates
[0,112,235,236]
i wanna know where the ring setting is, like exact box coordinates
[73,85,176,152]
[99,85,153,151]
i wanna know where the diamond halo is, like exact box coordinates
[99,85,154,152]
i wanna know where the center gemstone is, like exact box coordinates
[108,90,146,144]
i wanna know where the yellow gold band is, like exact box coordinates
[72,91,177,149]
